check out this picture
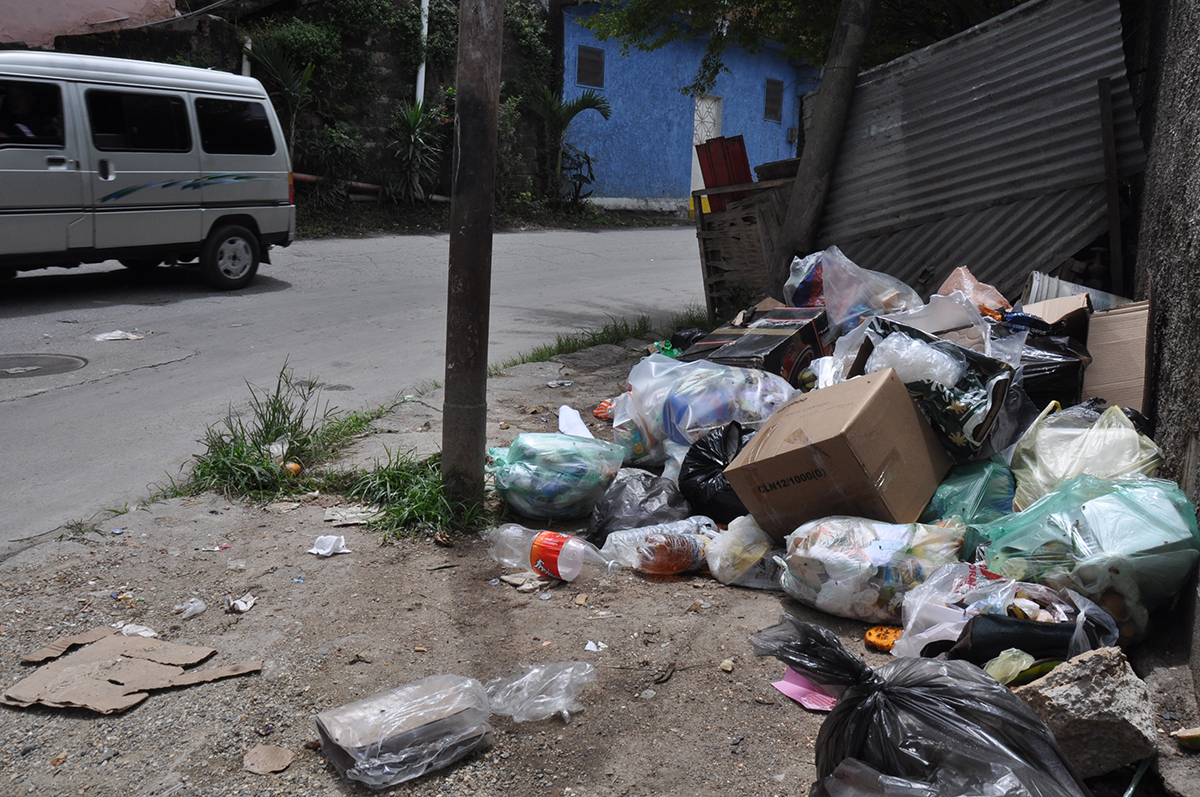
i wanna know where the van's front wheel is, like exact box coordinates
[201,225,260,290]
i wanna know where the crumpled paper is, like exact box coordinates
[224,592,257,614]
[308,535,352,556]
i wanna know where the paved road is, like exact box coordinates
[0,227,703,553]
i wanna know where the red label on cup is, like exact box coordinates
[530,531,570,579]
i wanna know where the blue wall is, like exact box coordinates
[563,5,822,202]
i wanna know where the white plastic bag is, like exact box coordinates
[707,515,785,590]
[1010,404,1162,510]
[661,363,794,445]
[864,331,967,388]
[891,562,1018,658]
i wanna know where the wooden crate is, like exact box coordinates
[693,178,794,320]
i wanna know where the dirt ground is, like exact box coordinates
[0,342,1191,796]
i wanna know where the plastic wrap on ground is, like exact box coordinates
[315,674,492,790]
[484,662,596,723]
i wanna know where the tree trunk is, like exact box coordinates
[769,0,877,300]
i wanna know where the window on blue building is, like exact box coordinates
[577,46,605,89]
[764,79,784,123]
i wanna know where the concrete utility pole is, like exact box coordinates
[769,0,877,300]
[442,0,504,504]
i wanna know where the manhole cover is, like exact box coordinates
[0,354,88,378]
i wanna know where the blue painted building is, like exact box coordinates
[562,4,822,209]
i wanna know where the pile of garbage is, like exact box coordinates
[468,246,1198,795]
[309,247,1193,793]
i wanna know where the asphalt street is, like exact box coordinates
[0,226,703,554]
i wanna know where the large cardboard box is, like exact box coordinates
[724,369,952,544]
[679,306,830,388]
[1082,300,1151,413]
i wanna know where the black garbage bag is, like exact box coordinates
[584,468,691,548]
[678,422,755,525]
[749,615,1091,797]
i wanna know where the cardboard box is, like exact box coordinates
[679,307,830,388]
[1024,293,1092,343]
[724,369,952,544]
[1082,300,1151,413]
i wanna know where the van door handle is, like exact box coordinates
[98,158,114,180]
[46,156,76,170]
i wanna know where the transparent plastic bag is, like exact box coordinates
[485,661,596,724]
[620,353,697,464]
[315,674,492,790]
[487,433,624,520]
[611,392,657,466]
[598,516,718,573]
[584,468,691,547]
[785,246,923,335]
[661,363,794,446]
[935,265,1012,312]
[707,514,785,590]
[780,517,965,624]
[891,562,1018,658]
[750,616,1090,797]
[864,331,967,388]
[1010,403,1163,510]
[966,474,1200,643]
[919,457,1015,526]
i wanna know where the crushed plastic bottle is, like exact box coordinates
[485,524,621,582]
[599,517,718,574]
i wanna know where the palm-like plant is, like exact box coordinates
[528,85,612,194]
[387,101,444,204]
[244,40,314,158]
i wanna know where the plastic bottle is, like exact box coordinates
[485,524,621,582]
[599,516,718,574]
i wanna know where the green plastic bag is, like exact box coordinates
[964,474,1200,643]
[919,456,1015,526]
[487,434,624,520]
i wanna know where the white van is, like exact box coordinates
[0,51,294,289]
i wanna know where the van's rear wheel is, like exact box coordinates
[201,225,259,290]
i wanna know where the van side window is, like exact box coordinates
[195,98,276,155]
[0,80,64,147]
[85,90,191,152]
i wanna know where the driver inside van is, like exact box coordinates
[0,81,63,142]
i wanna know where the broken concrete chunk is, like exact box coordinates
[1014,646,1156,778]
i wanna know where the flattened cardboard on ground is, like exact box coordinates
[724,369,952,544]
[1082,300,1151,414]
[2,626,262,714]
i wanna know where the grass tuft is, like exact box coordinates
[347,449,500,538]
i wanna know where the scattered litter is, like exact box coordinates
[243,744,294,774]
[3,366,40,374]
[547,380,574,388]
[224,592,257,614]
[539,593,552,601]
[308,535,352,557]
[574,594,589,606]
[112,622,157,638]
[111,528,124,535]
[557,404,592,437]
[1,626,260,713]
[488,578,500,585]
[94,330,147,341]
[640,689,656,700]
[1171,727,1200,750]
[282,461,302,477]
[771,667,840,712]
[173,598,206,619]
[292,577,305,583]
[197,545,229,552]
[227,559,246,570]
[323,505,382,527]
[499,573,551,593]
[719,659,735,673]
[414,646,427,652]
[584,641,608,652]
